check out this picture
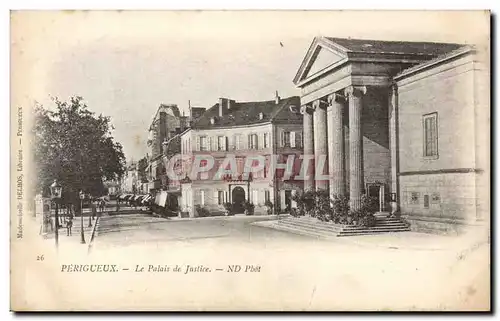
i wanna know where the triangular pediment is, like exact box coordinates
[304,47,344,79]
[293,37,349,85]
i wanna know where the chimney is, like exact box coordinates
[159,111,167,154]
[219,98,228,117]
[275,91,280,104]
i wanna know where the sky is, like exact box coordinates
[11,10,490,162]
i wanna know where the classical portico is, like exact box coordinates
[300,85,368,210]
[293,36,449,210]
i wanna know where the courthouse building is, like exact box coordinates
[293,37,489,232]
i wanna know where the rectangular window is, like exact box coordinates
[296,132,303,148]
[265,190,271,203]
[217,136,226,151]
[290,132,296,148]
[249,134,258,149]
[218,191,224,205]
[283,131,291,147]
[423,195,430,209]
[252,190,259,204]
[200,190,205,206]
[200,136,207,151]
[423,113,438,157]
[200,160,209,180]
[234,135,241,150]
[263,133,269,148]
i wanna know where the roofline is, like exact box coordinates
[187,95,300,130]
[188,121,273,131]
[293,36,350,85]
[294,36,465,87]
[394,45,474,81]
[148,104,179,130]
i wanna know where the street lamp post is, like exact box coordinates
[79,190,86,244]
[88,198,93,227]
[50,180,62,248]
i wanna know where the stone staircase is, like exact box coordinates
[265,213,410,238]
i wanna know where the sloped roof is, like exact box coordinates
[192,96,301,129]
[395,45,475,80]
[325,37,463,56]
[190,107,206,120]
[294,36,465,85]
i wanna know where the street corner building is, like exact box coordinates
[293,36,489,233]
[179,94,304,217]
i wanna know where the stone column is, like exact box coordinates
[388,84,400,215]
[301,105,315,192]
[345,86,367,210]
[327,93,346,199]
[313,100,329,192]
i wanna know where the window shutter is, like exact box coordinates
[235,135,240,150]
[295,132,302,148]
[290,131,296,148]
[196,136,200,151]
[214,190,218,205]
[247,134,251,149]
[280,130,284,147]
[194,189,200,204]
[225,136,228,151]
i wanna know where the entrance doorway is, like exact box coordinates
[232,186,246,214]
[284,190,292,212]
[366,183,385,212]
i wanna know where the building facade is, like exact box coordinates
[293,36,489,231]
[179,94,304,217]
[145,104,185,198]
[394,45,489,229]
[120,162,139,194]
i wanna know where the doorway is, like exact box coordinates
[284,190,292,212]
[366,183,385,212]
[232,186,246,214]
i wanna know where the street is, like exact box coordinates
[75,211,490,311]
[94,212,312,249]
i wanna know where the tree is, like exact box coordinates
[33,96,126,205]
[137,157,149,183]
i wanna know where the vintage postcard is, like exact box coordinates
[10,10,491,311]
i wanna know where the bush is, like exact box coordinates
[352,195,378,227]
[264,200,273,215]
[330,195,349,224]
[292,190,316,216]
[244,201,255,216]
[223,202,233,216]
[291,192,304,216]
[314,189,331,222]
[195,205,210,217]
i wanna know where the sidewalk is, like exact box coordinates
[41,216,99,255]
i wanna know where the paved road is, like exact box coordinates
[94,212,317,249]
[85,212,489,310]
